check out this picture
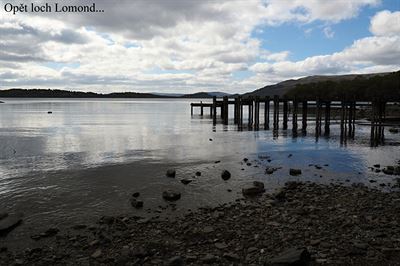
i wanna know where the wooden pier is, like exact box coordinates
[191,95,396,146]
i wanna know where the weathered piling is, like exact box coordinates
[212,96,217,125]
[302,100,308,134]
[234,97,239,124]
[248,98,253,127]
[292,98,298,136]
[223,96,228,125]
[200,101,204,116]
[254,96,260,129]
[239,96,243,127]
[264,96,270,130]
[283,99,288,130]
[324,101,331,136]
[315,98,322,136]
[273,95,279,130]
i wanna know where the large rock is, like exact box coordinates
[242,182,265,196]
[166,169,176,178]
[221,170,231,180]
[289,169,302,176]
[0,213,23,234]
[130,198,144,209]
[268,248,310,265]
[162,190,181,201]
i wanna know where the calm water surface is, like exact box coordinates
[0,98,399,244]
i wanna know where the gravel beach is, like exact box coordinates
[1,180,400,265]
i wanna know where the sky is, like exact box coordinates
[0,0,399,94]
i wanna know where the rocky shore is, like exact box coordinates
[1,181,400,265]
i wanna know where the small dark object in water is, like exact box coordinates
[221,170,231,180]
[374,164,381,168]
[290,169,302,176]
[166,169,176,178]
[268,248,311,265]
[162,190,181,201]
[195,171,201,176]
[130,198,143,209]
[181,179,192,185]
[288,154,293,158]
[0,213,23,234]
[209,138,213,141]
[214,160,221,164]
[243,158,248,162]
[389,128,399,134]
[48,111,53,114]
[246,162,252,166]
[132,192,140,198]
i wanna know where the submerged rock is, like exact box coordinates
[181,179,192,185]
[166,169,176,178]
[242,181,265,196]
[0,213,23,234]
[132,192,140,198]
[289,169,302,176]
[221,170,231,180]
[195,171,201,176]
[268,248,310,265]
[162,190,181,201]
[130,198,144,209]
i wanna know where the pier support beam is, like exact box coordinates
[264,97,270,130]
[283,99,288,130]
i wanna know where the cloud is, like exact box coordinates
[0,0,398,94]
[370,10,400,36]
[323,26,335,39]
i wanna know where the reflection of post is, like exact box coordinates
[212,96,217,125]
[340,99,345,144]
[264,96,270,130]
[302,100,307,134]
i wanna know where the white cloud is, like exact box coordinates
[370,10,400,36]
[323,26,335,39]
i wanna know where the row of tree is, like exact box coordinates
[284,71,400,101]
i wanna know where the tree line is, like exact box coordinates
[284,71,400,101]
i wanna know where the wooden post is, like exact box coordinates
[234,97,238,124]
[292,98,298,136]
[264,96,270,130]
[273,95,279,130]
[191,104,193,115]
[200,101,203,116]
[283,99,288,130]
[223,96,228,125]
[239,96,243,127]
[212,96,217,125]
[255,96,260,129]
[302,100,307,133]
[248,98,253,127]
[324,101,331,136]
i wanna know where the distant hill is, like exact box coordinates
[0,89,232,99]
[244,72,394,97]
[180,91,233,98]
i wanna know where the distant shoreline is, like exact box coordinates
[0,89,233,99]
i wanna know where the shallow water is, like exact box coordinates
[0,98,399,246]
